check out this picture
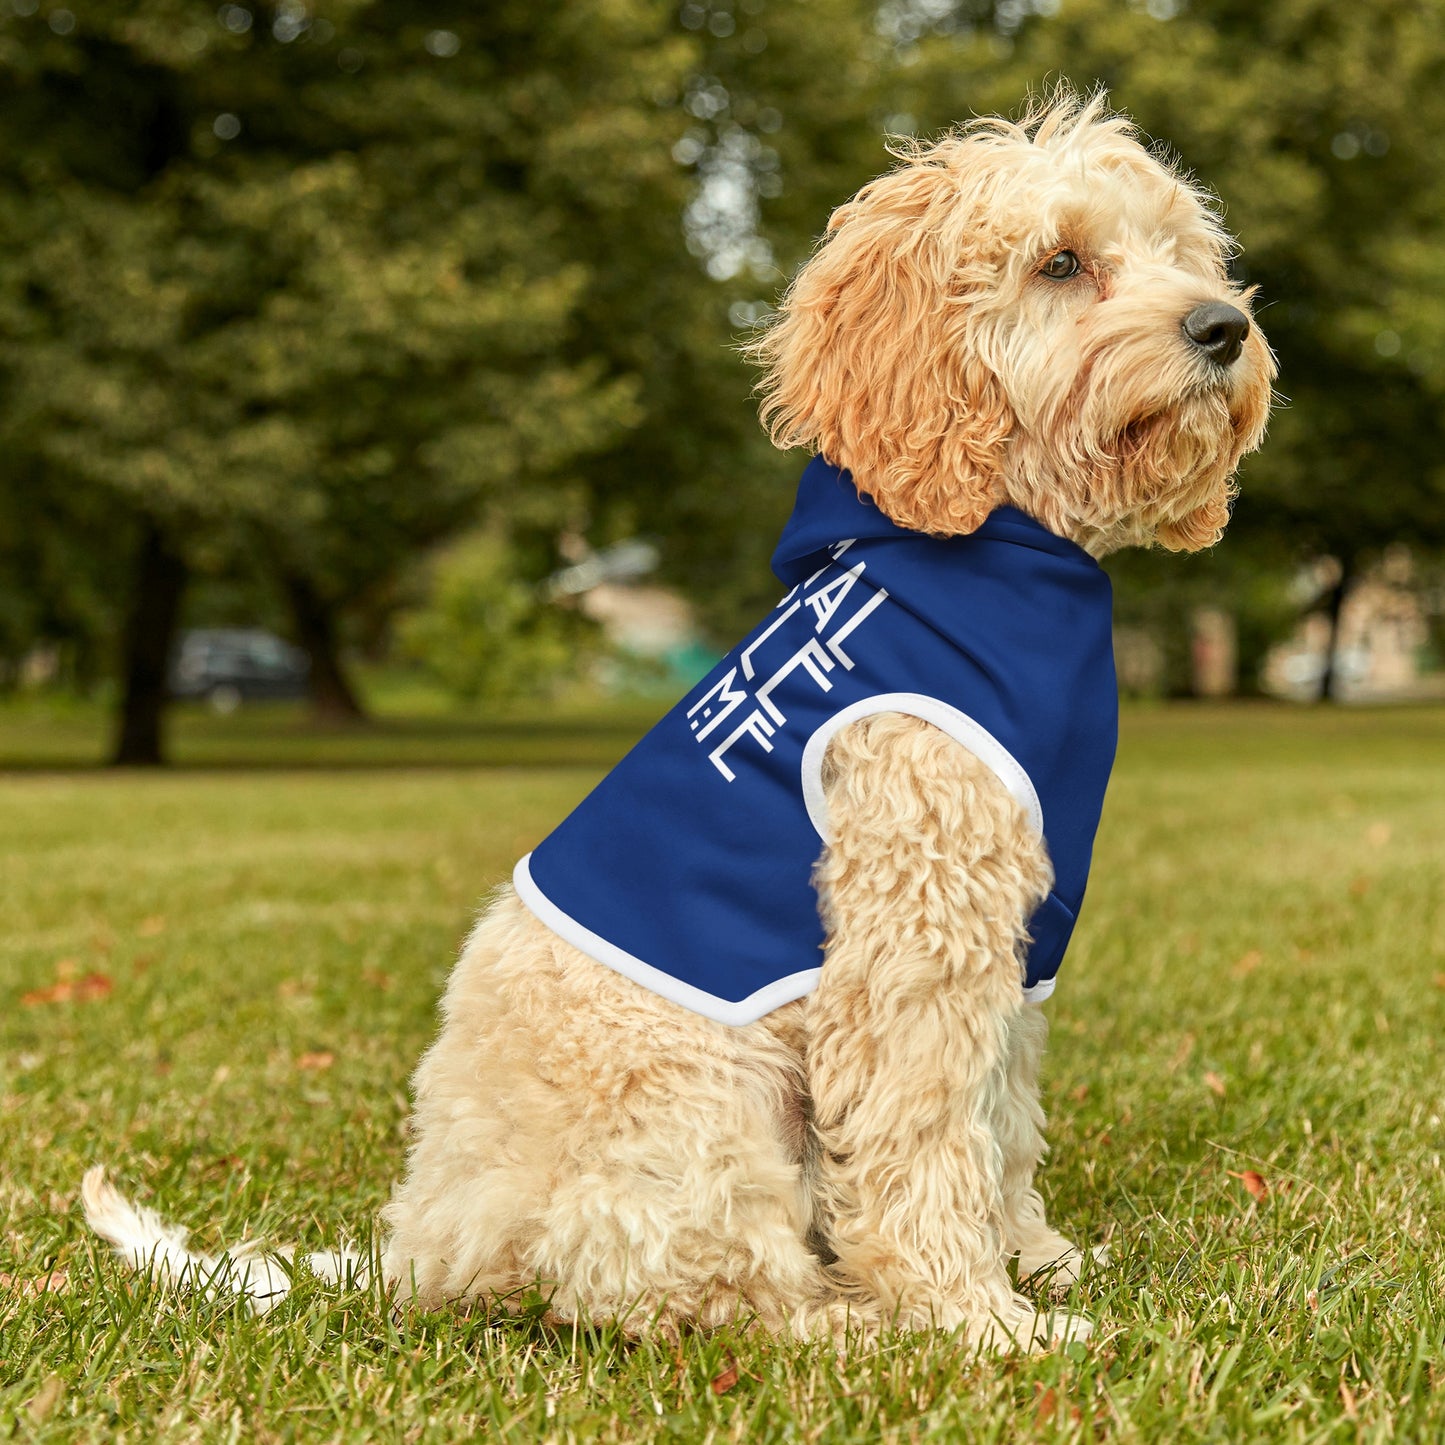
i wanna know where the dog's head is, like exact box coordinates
[751,89,1275,554]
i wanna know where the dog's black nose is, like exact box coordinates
[1182,302,1250,367]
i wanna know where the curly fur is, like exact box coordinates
[748,90,1273,554]
[85,88,1272,1354]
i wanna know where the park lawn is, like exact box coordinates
[1,702,1442,1443]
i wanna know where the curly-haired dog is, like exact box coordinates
[85,91,1273,1350]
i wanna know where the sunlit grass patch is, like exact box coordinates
[2,703,1442,1441]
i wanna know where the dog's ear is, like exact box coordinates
[749,150,1012,536]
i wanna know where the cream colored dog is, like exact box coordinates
[85,91,1273,1351]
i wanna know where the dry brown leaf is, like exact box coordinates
[1433,973,1445,990]
[296,1051,335,1072]
[1228,1169,1268,1201]
[1168,1034,1196,1072]
[1070,1084,1089,1103]
[1034,1386,1058,1426]
[1204,1071,1227,1098]
[21,972,112,1007]
[1232,950,1263,977]
[1339,1380,1358,1419]
[27,1374,64,1423]
[710,1358,740,1396]
[21,982,69,1006]
[0,1268,69,1298]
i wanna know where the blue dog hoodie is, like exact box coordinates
[514,456,1118,1025]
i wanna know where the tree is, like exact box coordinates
[0,1,695,758]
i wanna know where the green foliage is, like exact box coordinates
[0,2,684,605]
[4,0,1445,700]
[397,532,595,704]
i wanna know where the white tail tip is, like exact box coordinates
[81,1166,369,1315]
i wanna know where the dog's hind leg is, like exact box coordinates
[804,713,1090,1350]
[993,1004,1097,1291]
[383,893,834,1339]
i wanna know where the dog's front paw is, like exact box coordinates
[1018,1239,1110,1294]
[971,1296,1093,1353]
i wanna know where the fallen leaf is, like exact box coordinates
[27,1374,64,1423]
[1232,950,1263,977]
[21,982,70,1006]
[1034,1385,1058,1425]
[21,972,112,1007]
[138,915,167,937]
[1228,1169,1268,1201]
[1204,1071,1227,1098]
[296,1051,335,1072]
[1433,973,1445,990]
[0,1268,69,1298]
[1070,1083,1089,1103]
[1168,1033,1196,1072]
[710,1358,739,1395]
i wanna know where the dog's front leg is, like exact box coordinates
[994,1003,1097,1290]
[805,712,1088,1350]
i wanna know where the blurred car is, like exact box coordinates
[169,628,310,712]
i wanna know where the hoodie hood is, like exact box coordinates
[771,454,1099,587]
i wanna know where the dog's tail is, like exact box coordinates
[81,1165,368,1315]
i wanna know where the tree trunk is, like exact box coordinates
[283,572,367,724]
[111,521,187,766]
[1316,554,1355,703]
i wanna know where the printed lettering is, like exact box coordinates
[739,600,802,680]
[708,709,777,781]
[779,539,857,608]
[755,638,836,724]
[804,561,865,632]
[825,587,890,669]
[686,668,748,742]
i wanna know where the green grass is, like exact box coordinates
[2,701,1443,1442]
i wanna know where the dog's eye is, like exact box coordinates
[1040,250,1081,280]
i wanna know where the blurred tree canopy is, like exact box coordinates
[890,0,1445,688]
[2,0,1444,756]
[0,1,702,756]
